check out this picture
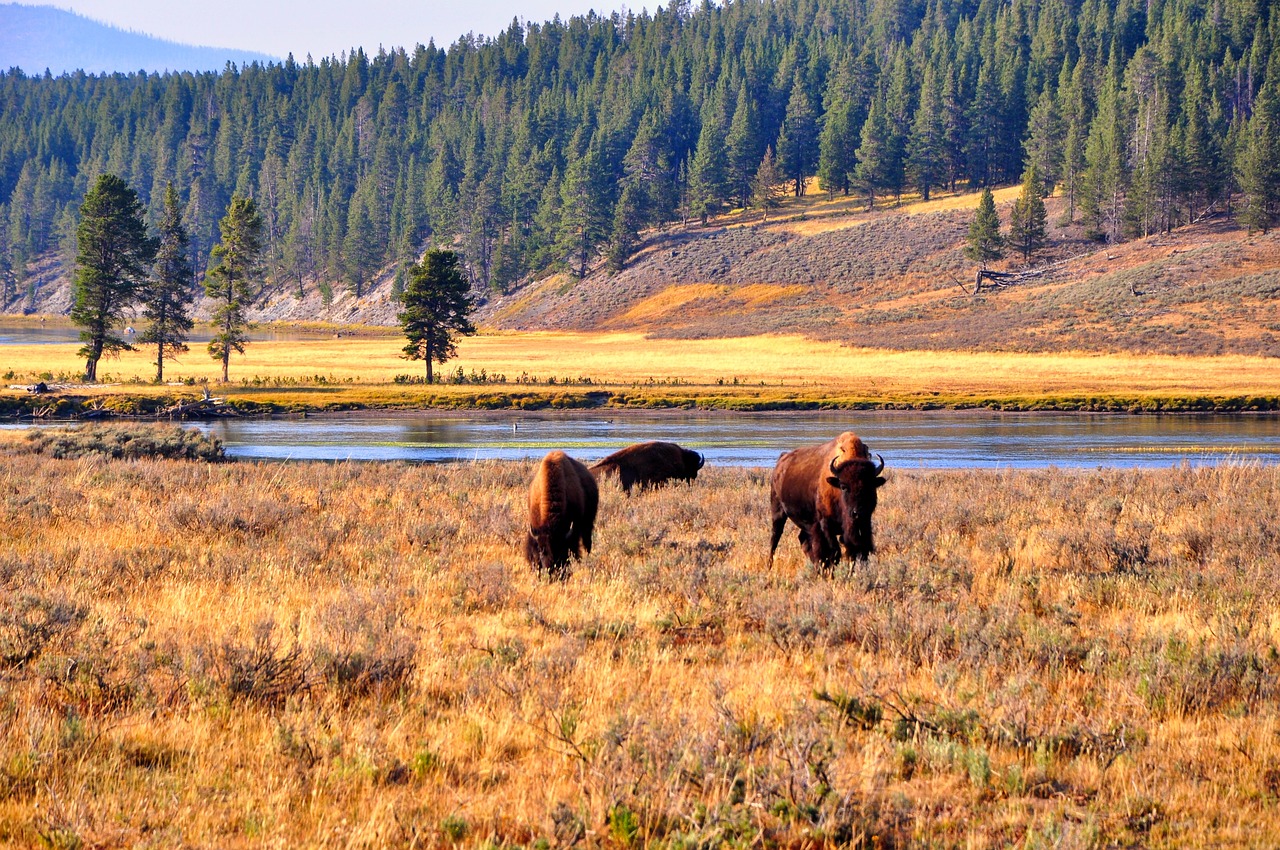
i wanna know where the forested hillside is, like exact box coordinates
[1,0,1278,314]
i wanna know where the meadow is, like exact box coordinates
[2,432,1279,847]
[3,329,1280,414]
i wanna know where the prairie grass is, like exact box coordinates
[1,445,1278,847]
[2,332,1279,413]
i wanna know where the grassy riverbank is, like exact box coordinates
[1,451,1278,846]
[2,330,1280,414]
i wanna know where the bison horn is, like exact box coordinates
[697,452,705,469]
[873,454,885,475]
[829,456,840,475]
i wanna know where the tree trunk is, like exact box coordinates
[156,344,164,383]
[85,357,98,382]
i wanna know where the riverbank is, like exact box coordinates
[2,383,1279,419]
[2,456,1277,846]
[2,330,1279,415]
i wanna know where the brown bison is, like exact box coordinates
[768,432,886,570]
[591,441,705,495]
[524,450,599,578]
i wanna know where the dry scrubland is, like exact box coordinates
[3,444,1280,847]
[3,332,1280,413]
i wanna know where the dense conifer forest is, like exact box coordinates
[1,0,1278,307]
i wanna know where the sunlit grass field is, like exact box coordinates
[2,329,1279,411]
[2,434,1280,847]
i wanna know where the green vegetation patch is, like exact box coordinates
[18,424,224,461]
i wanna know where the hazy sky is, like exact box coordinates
[23,0,637,59]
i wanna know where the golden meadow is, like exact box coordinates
[3,329,1280,412]
[2,329,1279,846]
[1,429,1279,847]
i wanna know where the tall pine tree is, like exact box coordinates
[71,174,156,382]
[206,195,264,382]
[140,182,195,383]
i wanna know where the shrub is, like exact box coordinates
[21,424,224,461]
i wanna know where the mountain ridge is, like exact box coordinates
[0,3,278,75]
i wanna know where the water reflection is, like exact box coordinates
[195,411,1280,468]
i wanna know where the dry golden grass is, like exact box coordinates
[769,185,1023,236]
[2,331,1278,411]
[2,441,1279,847]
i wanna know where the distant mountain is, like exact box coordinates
[0,4,277,75]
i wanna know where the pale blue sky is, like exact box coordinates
[23,0,639,59]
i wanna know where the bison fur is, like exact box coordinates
[768,432,886,571]
[524,450,599,579]
[590,441,705,496]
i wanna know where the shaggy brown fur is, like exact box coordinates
[768,432,886,570]
[591,441,705,495]
[524,451,599,579]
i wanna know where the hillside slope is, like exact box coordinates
[8,189,1279,358]
[481,190,1280,358]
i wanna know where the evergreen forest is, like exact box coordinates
[2,0,1278,306]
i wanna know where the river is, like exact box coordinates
[188,411,1280,468]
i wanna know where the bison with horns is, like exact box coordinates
[591,441,705,495]
[524,450,599,578]
[768,432,886,570]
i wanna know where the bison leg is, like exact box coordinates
[768,512,789,566]
[619,469,636,496]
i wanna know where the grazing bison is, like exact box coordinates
[591,441,705,495]
[768,432,886,570]
[524,451,599,578]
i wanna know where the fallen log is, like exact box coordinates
[159,397,235,418]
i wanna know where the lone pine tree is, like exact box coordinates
[399,249,476,383]
[965,187,1005,266]
[205,195,264,382]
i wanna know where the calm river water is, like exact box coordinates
[190,411,1280,468]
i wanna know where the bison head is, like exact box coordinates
[826,453,886,559]
[681,449,706,480]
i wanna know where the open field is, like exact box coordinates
[2,331,1279,414]
[2,441,1279,847]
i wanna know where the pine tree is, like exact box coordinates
[344,183,379,297]
[906,67,946,201]
[751,147,784,220]
[1008,166,1048,261]
[818,57,860,197]
[854,96,892,210]
[139,183,195,383]
[607,181,645,271]
[1023,86,1063,195]
[398,248,476,383]
[776,77,819,196]
[71,174,156,382]
[965,187,1004,266]
[1057,59,1089,225]
[1238,77,1280,234]
[688,112,731,222]
[1080,60,1128,242]
[556,144,611,277]
[725,82,762,207]
[205,195,264,382]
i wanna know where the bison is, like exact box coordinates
[591,441,705,495]
[768,432,886,570]
[524,450,599,578]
